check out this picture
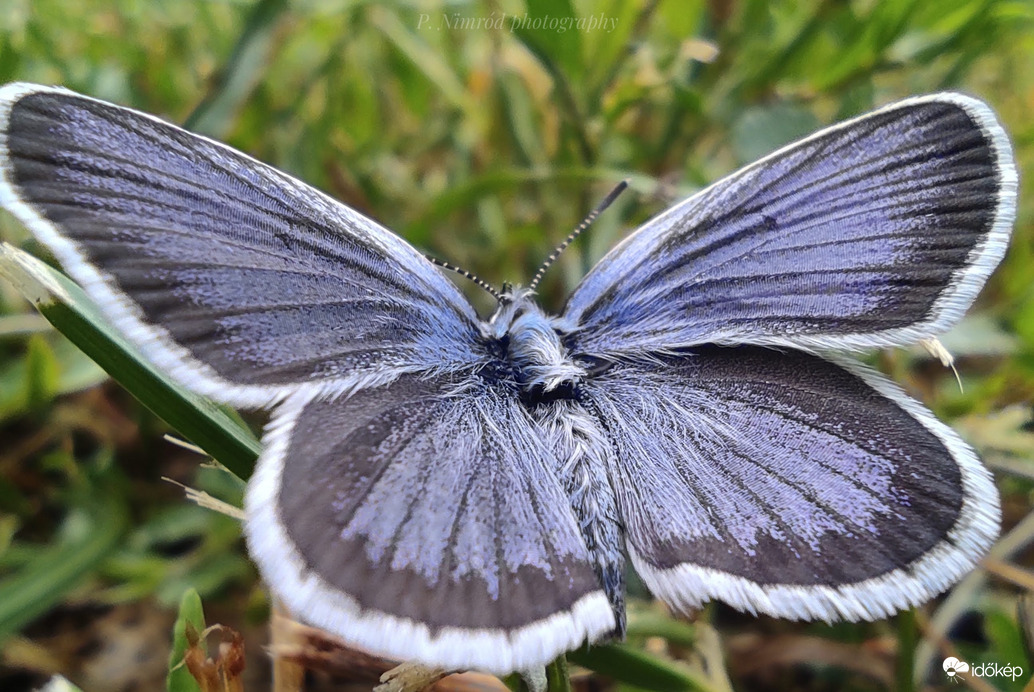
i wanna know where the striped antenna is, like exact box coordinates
[528,180,630,291]
[426,256,503,301]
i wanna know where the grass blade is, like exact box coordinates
[0,244,261,479]
[167,588,206,692]
[0,470,128,643]
[569,642,714,692]
[183,0,290,139]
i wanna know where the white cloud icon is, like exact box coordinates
[943,657,970,680]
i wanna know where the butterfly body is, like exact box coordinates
[480,285,630,633]
[0,84,1016,674]
[532,397,627,636]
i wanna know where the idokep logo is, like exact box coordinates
[942,657,968,682]
[943,657,1024,683]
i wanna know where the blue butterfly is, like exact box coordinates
[0,83,1016,674]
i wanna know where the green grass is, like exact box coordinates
[1,0,1033,690]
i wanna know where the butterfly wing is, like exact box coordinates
[0,83,486,407]
[246,372,615,672]
[562,94,1017,356]
[579,347,997,621]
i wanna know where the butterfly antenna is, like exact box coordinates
[426,256,503,301]
[528,179,630,291]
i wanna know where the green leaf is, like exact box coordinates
[545,654,572,692]
[498,71,548,166]
[895,609,917,692]
[569,642,713,692]
[368,6,477,119]
[167,588,206,692]
[157,553,252,606]
[0,470,128,643]
[23,333,59,410]
[406,166,662,244]
[730,103,821,165]
[502,656,572,692]
[183,0,290,139]
[512,0,584,81]
[0,244,261,479]
[511,0,592,162]
[626,610,697,647]
[0,332,106,421]
[984,608,1033,674]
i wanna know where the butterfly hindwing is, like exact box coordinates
[245,373,615,673]
[579,346,998,621]
[562,94,1017,356]
[0,83,486,407]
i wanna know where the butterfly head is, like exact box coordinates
[485,284,585,396]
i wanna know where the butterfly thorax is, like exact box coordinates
[487,285,585,395]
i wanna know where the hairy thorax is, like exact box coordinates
[485,286,585,396]
[484,286,627,634]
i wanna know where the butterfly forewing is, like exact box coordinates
[580,346,998,621]
[246,373,614,672]
[0,84,486,407]
[562,95,1017,356]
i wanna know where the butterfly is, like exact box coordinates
[0,83,1016,674]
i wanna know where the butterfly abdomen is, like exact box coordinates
[535,399,627,636]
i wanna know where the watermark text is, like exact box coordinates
[417,12,619,34]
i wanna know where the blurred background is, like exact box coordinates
[0,1,1032,690]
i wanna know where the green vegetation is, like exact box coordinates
[1,1,1032,689]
